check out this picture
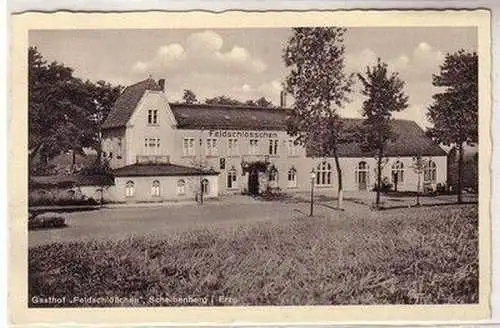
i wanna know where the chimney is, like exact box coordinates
[158,79,165,91]
[280,91,287,108]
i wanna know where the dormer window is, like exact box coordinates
[148,110,158,124]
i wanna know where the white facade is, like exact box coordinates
[101,81,447,201]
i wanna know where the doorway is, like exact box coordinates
[248,169,260,195]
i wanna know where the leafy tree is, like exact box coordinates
[357,58,409,208]
[28,46,122,173]
[182,89,198,104]
[205,95,242,106]
[283,27,354,209]
[29,46,89,172]
[426,50,478,203]
[254,97,273,108]
[244,97,274,107]
[85,80,122,163]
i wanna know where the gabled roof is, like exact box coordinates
[113,163,219,177]
[102,78,163,130]
[170,103,288,131]
[324,119,447,158]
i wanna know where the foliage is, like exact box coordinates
[205,95,274,107]
[205,95,243,106]
[283,27,354,208]
[357,58,409,207]
[28,46,121,172]
[29,205,478,306]
[426,50,478,203]
[28,215,66,230]
[245,97,274,108]
[182,89,198,104]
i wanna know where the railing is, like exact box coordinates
[136,155,170,164]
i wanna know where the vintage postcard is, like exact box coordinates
[9,9,491,325]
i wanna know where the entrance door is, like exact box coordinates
[248,170,260,195]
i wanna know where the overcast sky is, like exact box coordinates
[30,27,477,128]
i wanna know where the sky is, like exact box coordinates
[30,27,477,128]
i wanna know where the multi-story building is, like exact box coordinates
[101,78,447,202]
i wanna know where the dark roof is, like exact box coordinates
[170,103,288,131]
[323,119,447,158]
[113,163,219,177]
[102,78,163,129]
[30,174,114,188]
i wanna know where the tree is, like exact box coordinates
[254,97,273,108]
[357,58,409,208]
[29,46,89,172]
[283,27,354,209]
[85,80,122,163]
[182,89,198,104]
[28,46,122,173]
[426,50,478,203]
[411,155,426,206]
[205,95,242,106]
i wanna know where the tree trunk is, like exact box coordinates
[333,147,343,209]
[72,149,76,173]
[457,142,464,204]
[376,149,383,207]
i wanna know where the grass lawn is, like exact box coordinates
[28,204,478,307]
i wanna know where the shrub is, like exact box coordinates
[28,215,66,230]
[373,177,392,192]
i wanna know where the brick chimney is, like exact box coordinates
[158,79,165,91]
[280,91,287,108]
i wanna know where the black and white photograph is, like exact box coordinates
[10,9,491,324]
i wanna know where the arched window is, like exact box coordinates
[125,181,135,197]
[287,167,297,188]
[424,160,437,183]
[176,179,186,195]
[355,161,369,191]
[227,167,237,189]
[201,179,209,194]
[391,161,404,183]
[151,180,160,197]
[316,161,332,186]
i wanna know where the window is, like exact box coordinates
[148,109,158,124]
[249,139,258,155]
[206,138,218,156]
[144,138,160,155]
[125,181,135,197]
[117,137,122,158]
[151,180,160,197]
[287,139,298,156]
[391,161,404,183]
[316,161,332,186]
[183,137,195,156]
[268,139,279,155]
[424,160,437,183]
[227,167,238,189]
[287,167,297,188]
[228,138,239,156]
[176,179,186,195]
[269,166,278,182]
[201,179,209,194]
[355,161,370,190]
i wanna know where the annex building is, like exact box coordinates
[100,78,447,202]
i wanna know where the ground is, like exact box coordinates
[28,194,479,306]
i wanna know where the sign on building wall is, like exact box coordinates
[209,130,279,139]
